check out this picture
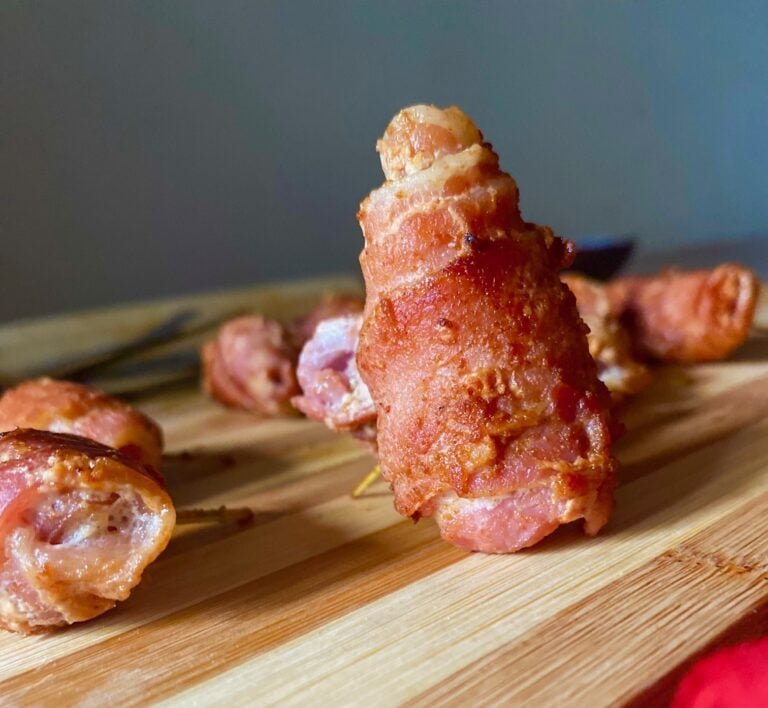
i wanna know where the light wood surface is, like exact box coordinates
[0,276,766,707]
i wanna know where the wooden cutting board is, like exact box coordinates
[0,276,766,707]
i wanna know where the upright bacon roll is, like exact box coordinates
[356,105,618,553]
[0,429,174,633]
[0,378,163,471]
[604,265,759,363]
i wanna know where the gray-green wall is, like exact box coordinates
[2,1,767,321]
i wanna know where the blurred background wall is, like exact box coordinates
[2,0,767,322]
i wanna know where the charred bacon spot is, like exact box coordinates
[436,317,457,343]
[463,232,489,252]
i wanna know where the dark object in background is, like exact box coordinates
[567,235,635,281]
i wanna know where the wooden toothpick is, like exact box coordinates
[176,506,254,526]
[351,465,382,498]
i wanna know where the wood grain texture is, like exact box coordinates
[0,276,765,707]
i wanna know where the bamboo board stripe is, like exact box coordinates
[158,417,768,706]
[411,495,768,707]
[0,523,457,704]
[0,279,764,706]
[617,370,768,481]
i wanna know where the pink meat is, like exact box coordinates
[425,481,612,553]
[202,316,300,417]
[292,315,377,437]
[290,293,364,346]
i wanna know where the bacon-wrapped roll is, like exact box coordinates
[0,378,163,471]
[202,295,363,417]
[202,316,300,416]
[289,293,364,346]
[356,105,618,553]
[561,274,651,397]
[292,314,376,443]
[0,429,174,633]
[604,265,759,363]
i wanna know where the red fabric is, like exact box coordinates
[673,637,768,708]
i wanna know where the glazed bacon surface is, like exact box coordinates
[355,105,618,553]
[0,429,174,633]
[604,265,759,363]
[0,378,163,471]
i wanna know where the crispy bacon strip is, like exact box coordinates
[0,378,163,471]
[202,295,363,416]
[0,429,174,633]
[356,105,618,553]
[605,265,759,363]
[561,274,651,397]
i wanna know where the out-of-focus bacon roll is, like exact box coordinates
[292,314,376,443]
[356,105,618,553]
[561,274,651,397]
[0,378,163,471]
[0,429,174,634]
[202,294,363,417]
[604,265,759,363]
[289,293,364,346]
[202,316,300,417]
